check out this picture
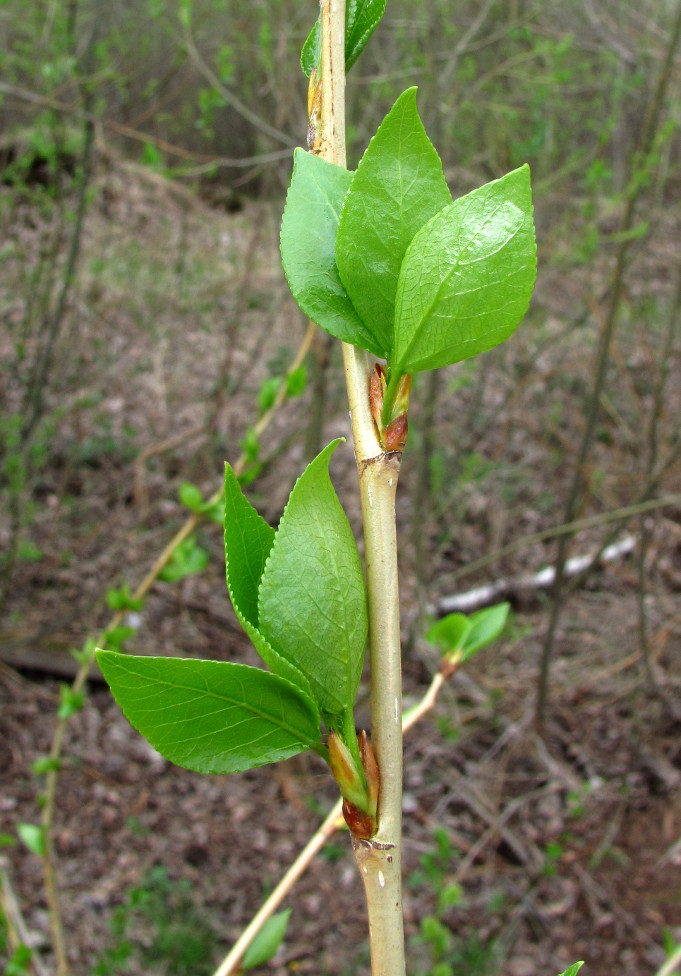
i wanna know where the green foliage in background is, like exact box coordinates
[91,866,218,976]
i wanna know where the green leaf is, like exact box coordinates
[0,832,17,847]
[300,19,320,78]
[301,0,386,77]
[58,683,85,719]
[31,756,61,774]
[555,965,584,976]
[462,603,510,661]
[392,164,536,375]
[280,150,380,355]
[178,481,204,512]
[426,613,471,655]
[17,823,45,857]
[106,582,144,612]
[95,652,322,774]
[345,0,387,72]
[258,440,368,722]
[224,464,320,700]
[224,464,275,631]
[5,944,32,976]
[242,909,292,971]
[336,88,452,359]
[158,537,209,582]
[426,603,510,665]
[285,363,307,398]
[101,625,136,653]
[258,377,281,416]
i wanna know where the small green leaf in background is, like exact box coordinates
[462,603,510,661]
[178,481,204,512]
[58,683,85,719]
[95,653,322,774]
[392,165,536,375]
[101,624,136,653]
[158,536,209,582]
[242,909,292,971]
[555,965,584,976]
[258,439,368,722]
[70,636,97,666]
[285,363,307,398]
[5,944,32,976]
[202,496,225,525]
[106,582,144,611]
[31,756,61,774]
[426,603,509,664]
[0,832,17,847]
[336,87,452,359]
[258,376,281,416]
[280,150,379,355]
[17,823,45,857]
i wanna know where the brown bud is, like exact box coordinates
[384,414,408,452]
[357,730,379,817]
[342,799,377,840]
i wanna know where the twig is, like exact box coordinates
[0,860,50,976]
[439,493,681,587]
[432,534,637,615]
[37,319,315,975]
[213,656,467,976]
[536,0,681,728]
[656,944,681,976]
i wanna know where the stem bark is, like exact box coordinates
[317,4,406,973]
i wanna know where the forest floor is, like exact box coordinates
[1,145,681,976]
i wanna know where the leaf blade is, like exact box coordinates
[336,87,452,358]
[393,164,537,374]
[258,440,368,721]
[280,149,380,355]
[224,462,318,699]
[96,652,321,775]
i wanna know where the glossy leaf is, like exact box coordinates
[224,463,275,628]
[345,0,387,72]
[96,652,322,775]
[258,440,368,721]
[336,88,452,358]
[242,909,292,971]
[280,149,380,355]
[555,965,584,976]
[393,164,536,374]
[301,0,386,77]
[224,464,314,697]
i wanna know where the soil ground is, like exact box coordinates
[1,148,681,976]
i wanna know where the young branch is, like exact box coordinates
[316,4,406,973]
[214,665,450,976]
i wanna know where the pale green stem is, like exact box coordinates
[317,4,406,973]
